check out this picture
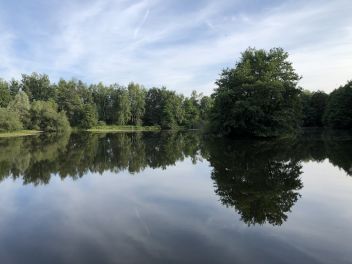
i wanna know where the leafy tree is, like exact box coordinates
[183,91,201,128]
[9,79,20,97]
[55,79,84,127]
[210,47,302,137]
[0,108,23,131]
[79,104,98,129]
[144,87,165,125]
[112,85,131,125]
[91,83,115,124]
[324,80,352,129]
[128,83,146,125]
[21,73,55,101]
[199,96,213,120]
[7,92,31,128]
[161,91,184,129]
[30,100,70,132]
[301,90,328,127]
[0,79,11,107]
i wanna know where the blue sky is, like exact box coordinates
[0,0,351,95]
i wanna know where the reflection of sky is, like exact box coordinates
[0,158,351,263]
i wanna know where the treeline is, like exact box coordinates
[0,74,212,132]
[1,47,351,136]
[209,47,352,137]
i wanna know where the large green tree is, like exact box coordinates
[210,47,302,137]
[21,73,55,101]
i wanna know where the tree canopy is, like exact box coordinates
[210,47,302,137]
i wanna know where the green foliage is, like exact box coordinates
[128,82,146,125]
[324,80,352,129]
[21,73,55,101]
[183,91,201,128]
[0,79,11,107]
[56,79,84,127]
[211,47,302,137]
[112,85,131,125]
[144,87,186,129]
[7,92,31,128]
[301,90,328,127]
[0,108,23,131]
[79,104,98,129]
[30,100,70,132]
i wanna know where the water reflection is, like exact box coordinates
[0,130,352,227]
[204,139,303,226]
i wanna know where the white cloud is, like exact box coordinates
[0,0,351,94]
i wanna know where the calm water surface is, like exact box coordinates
[0,131,352,263]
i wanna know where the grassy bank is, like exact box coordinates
[87,125,161,133]
[0,130,41,138]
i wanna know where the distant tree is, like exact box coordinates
[183,91,201,129]
[0,108,23,131]
[112,85,131,125]
[128,83,146,125]
[301,90,328,127]
[210,47,302,137]
[7,92,31,128]
[79,104,98,129]
[0,79,11,107]
[161,91,184,129]
[55,79,84,127]
[91,83,115,124]
[144,87,164,125]
[30,100,70,132]
[199,96,213,120]
[324,80,352,129]
[21,73,55,101]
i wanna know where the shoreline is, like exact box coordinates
[0,130,42,138]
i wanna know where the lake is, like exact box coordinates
[0,130,351,264]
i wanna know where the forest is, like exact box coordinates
[0,47,351,137]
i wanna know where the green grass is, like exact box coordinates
[0,130,41,138]
[87,125,161,133]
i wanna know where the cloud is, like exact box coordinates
[0,0,351,94]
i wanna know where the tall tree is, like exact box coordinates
[21,73,55,101]
[0,79,11,107]
[211,47,302,137]
[111,85,131,125]
[128,83,146,125]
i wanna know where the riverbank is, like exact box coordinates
[0,130,41,138]
[86,125,161,133]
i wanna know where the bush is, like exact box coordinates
[0,108,23,131]
[30,100,71,132]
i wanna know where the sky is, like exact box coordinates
[0,0,351,95]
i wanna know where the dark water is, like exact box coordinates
[0,130,352,264]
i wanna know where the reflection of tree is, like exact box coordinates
[205,139,303,226]
[0,131,202,185]
[0,129,351,198]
